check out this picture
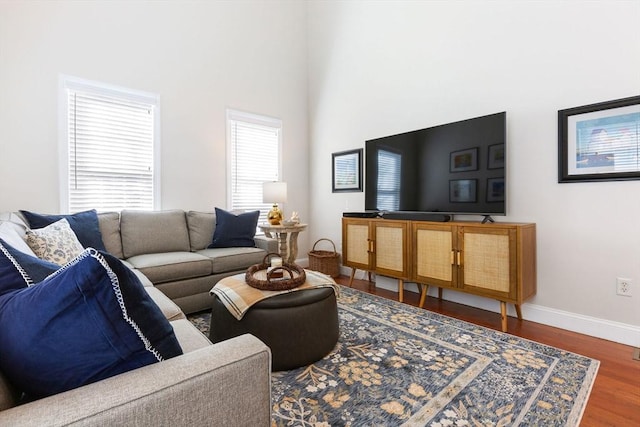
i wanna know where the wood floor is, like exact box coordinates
[336,276,640,426]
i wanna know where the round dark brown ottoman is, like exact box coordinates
[209,287,339,371]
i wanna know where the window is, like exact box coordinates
[376,149,401,211]
[227,109,282,225]
[60,76,160,213]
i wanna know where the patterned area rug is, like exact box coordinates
[188,286,599,426]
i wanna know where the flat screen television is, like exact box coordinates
[364,112,506,218]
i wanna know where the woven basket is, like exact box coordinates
[308,238,341,278]
[245,253,306,291]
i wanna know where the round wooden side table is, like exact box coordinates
[258,223,307,264]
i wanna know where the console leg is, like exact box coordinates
[438,287,443,300]
[418,283,428,308]
[500,301,508,332]
[515,304,523,321]
[348,268,356,287]
[398,279,404,303]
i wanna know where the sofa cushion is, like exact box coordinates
[20,209,106,251]
[130,267,154,287]
[25,218,85,265]
[0,249,183,400]
[98,212,124,259]
[209,208,259,248]
[186,211,216,251]
[170,319,212,353]
[146,287,186,322]
[120,210,190,258]
[126,252,212,284]
[0,240,33,296]
[0,221,36,256]
[0,212,29,230]
[197,247,266,274]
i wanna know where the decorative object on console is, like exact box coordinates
[263,181,287,225]
[558,95,640,183]
[209,208,260,248]
[332,148,362,193]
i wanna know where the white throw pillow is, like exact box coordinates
[0,221,37,256]
[25,219,85,265]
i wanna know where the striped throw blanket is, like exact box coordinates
[211,269,339,320]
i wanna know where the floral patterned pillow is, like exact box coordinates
[25,218,84,265]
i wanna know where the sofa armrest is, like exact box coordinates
[0,335,271,426]
[255,235,278,253]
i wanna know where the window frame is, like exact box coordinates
[226,109,283,226]
[58,75,161,213]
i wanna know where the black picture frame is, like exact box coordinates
[558,95,640,183]
[486,177,505,202]
[487,143,505,169]
[449,179,477,203]
[450,148,479,172]
[332,149,363,193]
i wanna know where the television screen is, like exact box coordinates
[364,112,506,216]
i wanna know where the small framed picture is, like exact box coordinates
[449,179,477,203]
[332,148,363,192]
[487,143,505,169]
[558,95,640,183]
[450,148,478,172]
[486,177,505,202]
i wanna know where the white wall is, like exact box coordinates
[0,0,311,252]
[307,0,640,344]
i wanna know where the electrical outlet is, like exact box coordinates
[616,277,632,297]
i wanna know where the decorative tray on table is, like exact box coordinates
[245,253,306,291]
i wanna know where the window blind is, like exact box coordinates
[66,84,157,212]
[376,149,401,211]
[228,110,281,225]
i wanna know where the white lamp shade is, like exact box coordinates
[263,181,287,204]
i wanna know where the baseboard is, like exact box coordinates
[522,303,640,347]
[347,271,640,347]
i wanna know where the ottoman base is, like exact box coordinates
[210,287,339,371]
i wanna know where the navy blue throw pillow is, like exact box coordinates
[0,238,59,284]
[0,240,34,297]
[208,208,259,248]
[20,209,106,251]
[0,249,183,400]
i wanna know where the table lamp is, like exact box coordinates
[263,181,287,225]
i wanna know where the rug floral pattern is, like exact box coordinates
[189,286,599,426]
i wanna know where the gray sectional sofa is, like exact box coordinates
[99,209,278,314]
[0,209,277,425]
